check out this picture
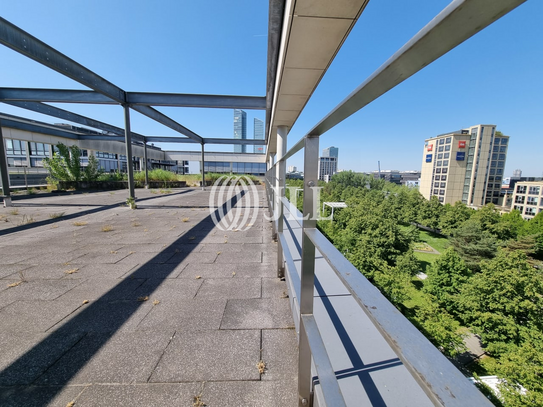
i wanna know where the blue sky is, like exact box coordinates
[1,0,541,176]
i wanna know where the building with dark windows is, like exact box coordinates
[420,125,509,207]
[253,118,265,154]
[511,181,543,219]
[318,146,338,181]
[233,109,247,153]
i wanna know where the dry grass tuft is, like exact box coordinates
[217,251,221,255]
[110,250,118,254]
[66,401,75,407]
[82,300,89,304]
[232,272,236,277]
[189,236,196,241]
[195,275,202,280]
[73,221,88,226]
[7,281,23,288]
[153,299,160,306]
[49,212,65,219]
[182,217,190,222]
[256,360,266,374]
[137,296,149,302]
[101,225,114,232]
[132,221,142,227]
[64,268,79,275]
[9,209,19,215]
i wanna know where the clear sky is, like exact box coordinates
[1,0,541,177]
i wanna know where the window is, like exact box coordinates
[438,146,444,152]
[492,153,498,160]
[439,190,445,195]
[438,153,443,159]
[437,161,442,167]
[493,145,499,152]
[444,153,450,159]
[445,145,451,151]
[501,138,508,145]
[525,207,536,216]
[491,161,497,168]
[500,146,507,152]
[433,189,439,195]
[515,195,525,204]
[438,197,444,202]
[441,175,447,181]
[514,205,523,212]
[435,175,440,181]
[497,161,504,168]
[442,168,448,174]
[439,138,445,145]
[6,139,26,155]
[29,142,48,156]
[434,182,440,188]
[489,176,495,181]
[493,191,500,197]
[495,184,501,189]
[495,176,502,181]
[440,182,446,188]
[528,186,540,195]
[436,168,442,174]
[496,169,503,175]
[498,154,506,160]
[445,137,451,144]
[443,160,449,166]
[527,196,538,205]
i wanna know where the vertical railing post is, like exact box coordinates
[0,122,12,206]
[201,142,205,190]
[276,126,288,277]
[143,141,149,188]
[123,105,135,200]
[298,135,319,406]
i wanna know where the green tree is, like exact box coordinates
[43,143,101,182]
[493,209,525,241]
[458,250,543,353]
[424,248,471,315]
[449,219,497,270]
[438,201,473,236]
[418,196,444,232]
[471,203,501,235]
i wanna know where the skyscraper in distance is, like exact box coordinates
[233,109,247,153]
[253,118,265,154]
[322,146,338,158]
[319,146,339,181]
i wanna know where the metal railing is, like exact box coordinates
[263,1,527,405]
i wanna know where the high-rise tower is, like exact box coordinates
[233,109,247,153]
[253,118,265,154]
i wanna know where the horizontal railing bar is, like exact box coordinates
[278,232,301,299]
[303,228,493,406]
[280,135,305,163]
[301,314,347,407]
[304,0,526,139]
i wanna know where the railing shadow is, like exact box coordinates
[0,190,245,405]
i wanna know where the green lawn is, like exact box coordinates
[418,230,450,253]
[413,251,440,273]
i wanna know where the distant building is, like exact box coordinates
[370,170,421,186]
[233,109,247,153]
[420,125,509,207]
[511,181,543,219]
[288,165,297,173]
[253,118,265,154]
[319,147,338,182]
[513,169,522,178]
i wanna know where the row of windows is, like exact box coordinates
[513,206,541,216]
[438,137,452,145]
[432,189,446,196]
[495,138,508,145]
[489,168,503,175]
[488,176,503,182]
[492,145,507,153]
[437,145,451,153]
[435,168,448,174]
[435,160,449,167]
[434,175,447,181]
[490,161,505,168]
[6,139,27,155]
[437,153,450,160]
[434,182,446,188]
[204,162,266,175]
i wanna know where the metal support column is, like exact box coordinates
[298,135,319,407]
[200,143,205,190]
[0,123,12,206]
[123,105,135,200]
[276,126,288,277]
[143,141,149,188]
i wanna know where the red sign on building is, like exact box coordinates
[458,141,466,148]
[427,144,433,151]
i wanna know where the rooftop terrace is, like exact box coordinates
[0,188,298,406]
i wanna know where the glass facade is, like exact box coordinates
[233,109,247,154]
[204,161,266,175]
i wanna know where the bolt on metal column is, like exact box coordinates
[298,135,319,406]
[0,123,12,206]
[143,141,149,188]
[276,126,288,277]
[123,105,135,200]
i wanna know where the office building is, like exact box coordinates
[318,146,338,181]
[233,109,247,153]
[253,118,265,154]
[511,181,543,219]
[288,165,297,173]
[420,125,509,207]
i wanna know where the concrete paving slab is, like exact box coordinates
[195,278,261,300]
[6,264,89,280]
[56,277,145,302]
[120,263,187,279]
[0,330,86,385]
[203,380,298,407]
[0,264,32,279]
[165,251,218,265]
[0,279,83,302]
[115,251,176,266]
[262,278,289,299]
[73,383,202,407]
[261,329,298,382]
[68,251,131,264]
[132,278,202,300]
[150,330,261,382]
[0,299,83,333]
[0,385,87,407]
[61,263,137,280]
[137,298,227,331]
[36,331,174,385]
[221,299,295,329]
[215,251,262,263]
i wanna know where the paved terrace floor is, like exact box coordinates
[0,187,297,406]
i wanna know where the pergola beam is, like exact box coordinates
[3,101,146,142]
[0,17,126,104]
[0,88,116,104]
[126,92,266,109]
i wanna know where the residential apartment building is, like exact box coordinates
[420,125,509,207]
[318,146,338,181]
[233,109,247,153]
[511,181,543,219]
